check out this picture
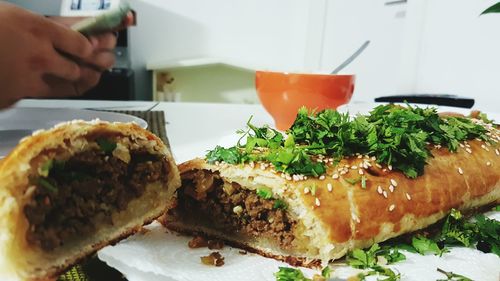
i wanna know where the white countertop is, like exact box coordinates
[14,99,274,163]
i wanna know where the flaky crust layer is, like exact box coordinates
[0,120,180,281]
[169,139,499,265]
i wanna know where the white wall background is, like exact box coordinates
[413,0,500,111]
[6,0,500,110]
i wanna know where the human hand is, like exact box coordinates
[0,2,93,108]
[46,12,135,96]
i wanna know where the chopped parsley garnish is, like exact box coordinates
[436,268,473,281]
[411,235,448,256]
[320,266,332,279]
[206,105,491,178]
[256,187,273,199]
[347,243,402,280]
[436,209,500,256]
[347,243,406,268]
[256,187,287,210]
[96,138,117,154]
[274,266,332,281]
[38,178,58,193]
[273,199,288,210]
[393,209,499,257]
[39,159,53,177]
[344,177,361,185]
[274,267,310,281]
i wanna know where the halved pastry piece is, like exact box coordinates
[164,139,499,267]
[0,120,180,281]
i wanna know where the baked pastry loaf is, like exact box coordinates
[0,120,180,281]
[164,122,500,267]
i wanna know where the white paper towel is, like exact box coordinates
[98,220,500,281]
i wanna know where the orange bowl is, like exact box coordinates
[255,71,355,130]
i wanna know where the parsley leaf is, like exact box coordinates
[256,187,273,199]
[321,266,332,278]
[96,138,117,154]
[273,199,288,210]
[436,268,473,281]
[206,146,242,164]
[38,178,58,193]
[274,267,310,281]
[436,209,500,256]
[411,235,447,256]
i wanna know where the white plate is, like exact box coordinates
[0,108,147,158]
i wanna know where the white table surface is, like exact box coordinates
[14,99,274,163]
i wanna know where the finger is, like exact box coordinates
[41,75,79,97]
[43,19,92,59]
[88,32,117,51]
[75,67,102,94]
[45,50,81,81]
[83,51,115,71]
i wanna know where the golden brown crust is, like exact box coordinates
[171,138,499,263]
[0,120,181,281]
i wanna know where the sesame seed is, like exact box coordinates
[486,161,491,166]
[459,143,465,148]
[215,161,220,166]
[357,155,363,159]
[332,174,339,179]
[249,162,255,168]
[315,198,321,207]
[304,187,310,194]
[406,193,412,201]
[382,168,387,172]
[389,204,396,212]
[285,174,292,181]
[496,149,499,156]
[327,183,333,192]
[351,165,358,170]
[465,148,472,154]
[388,165,393,171]
[377,185,383,194]
[458,167,463,175]
[481,144,490,152]
[319,175,326,180]
[390,179,398,187]
[340,170,347,175]
[371,156,377,161]
[376,163,383,169]
[304,176,308,180]
[358,169,364,175]
[383,191,388,198]
[389,185,394,193]
[351,213,360,223]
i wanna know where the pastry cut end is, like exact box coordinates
[0,120,180,281]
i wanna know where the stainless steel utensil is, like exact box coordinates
[331,40,370,74]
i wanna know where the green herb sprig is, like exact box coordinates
[206,105,491,178]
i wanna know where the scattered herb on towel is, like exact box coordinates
[436,268,473,281]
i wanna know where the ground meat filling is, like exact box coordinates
[175,170,296,249]
[24,149,168,251]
